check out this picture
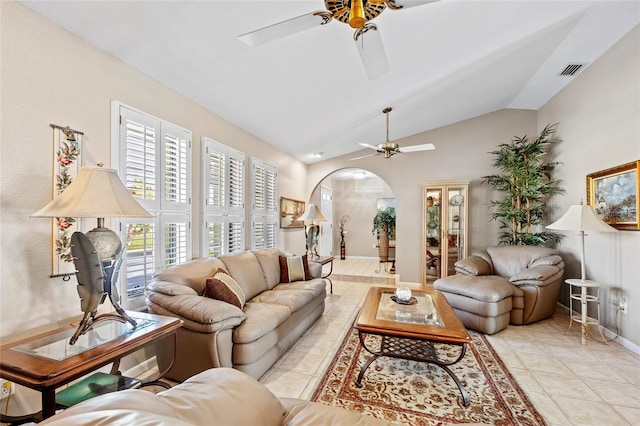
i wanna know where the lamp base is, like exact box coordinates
[69,231,136,345]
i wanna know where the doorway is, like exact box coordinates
[319,186,332,256]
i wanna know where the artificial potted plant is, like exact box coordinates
[483,123,563,246]
[372,207,396,261]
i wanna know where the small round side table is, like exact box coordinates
[565,279,607,345]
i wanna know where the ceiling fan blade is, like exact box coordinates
[397,143,436,153]
[354,24,390,80]
[359,142,380,151]
[239,11,329,46]
[392,0,440,9]
[348,153,379,161]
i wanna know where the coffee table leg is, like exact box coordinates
[440,363,470,407]
[355,354,378,388]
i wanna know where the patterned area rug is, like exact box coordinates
[310,327,546,425]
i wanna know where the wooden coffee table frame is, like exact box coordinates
[0,311,182,421]
[354,286,472,407]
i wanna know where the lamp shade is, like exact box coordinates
[32,166,153,218]
[546,204,616,233]
[297,204,327,223]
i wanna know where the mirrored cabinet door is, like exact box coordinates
[422,181,469,284]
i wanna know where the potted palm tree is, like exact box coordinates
[483,123,563,246]
[372,207,396,261]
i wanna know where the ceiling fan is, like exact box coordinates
[349,107,435,160]
[238,0,438,80]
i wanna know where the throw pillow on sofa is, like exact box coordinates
[279,255,312,283]
[205,268,246,309]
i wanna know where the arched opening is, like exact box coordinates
[308,168,395,262]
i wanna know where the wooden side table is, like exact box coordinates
[0,311,182,421]
[565,279,606,345]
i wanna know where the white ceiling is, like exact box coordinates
[21,1,640,164]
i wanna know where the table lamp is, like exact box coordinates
[297,204,327,259]
[32,165,153,344]
[546,201,617,281]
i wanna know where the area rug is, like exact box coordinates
[310,327,546,425]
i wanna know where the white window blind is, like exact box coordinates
[113,102,192,310]
[202,137,245,257]
[250,158,277,250]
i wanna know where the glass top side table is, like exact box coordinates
[565,279,607,345]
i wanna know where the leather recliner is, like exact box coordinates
[434,246,564,334]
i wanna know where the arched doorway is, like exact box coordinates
[309,168,394,260]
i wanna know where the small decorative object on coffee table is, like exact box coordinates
[354,286,472,407]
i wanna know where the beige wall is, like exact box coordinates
[0,2,308,339]
[538,26,640,347]
[324,175,394,258]
[308,109,539,284]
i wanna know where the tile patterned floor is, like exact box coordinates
[260,260,640,426]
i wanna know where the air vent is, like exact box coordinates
[559,63,587,76]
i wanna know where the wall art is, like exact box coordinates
[280,197,305,228]
[50,124,83,277]
[587,160,639,230]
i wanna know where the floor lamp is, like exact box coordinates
[297,204,327,259]
[546,202,617,281]
[32,166,153,344]
[546,202,617,344]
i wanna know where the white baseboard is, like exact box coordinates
[340,256,378,260]
[556,303,640,355]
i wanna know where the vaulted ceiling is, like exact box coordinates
[21,1,640,163]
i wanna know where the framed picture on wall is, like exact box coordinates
[586,160,639,230]
[280,197,305,228]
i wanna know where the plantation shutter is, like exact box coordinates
[121,108,159,210]
[250,158,277,249]
[114,102,192,310]
[202,137,245,256]
[163,214,189,268]
[120,220,156,300]
[162,124,190,212]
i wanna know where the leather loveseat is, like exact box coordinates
[434,246,564,334]
[146,248,327,381]
[40,368,394,426]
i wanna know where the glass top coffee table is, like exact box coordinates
[354,286,472,407]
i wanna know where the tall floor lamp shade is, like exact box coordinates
[32,166,153,344]
[297,204,327,258]
[546,202,617,281]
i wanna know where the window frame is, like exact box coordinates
[201,137,245,257]
[111,101,192,310]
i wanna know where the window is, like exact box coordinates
[112,102,192,309]
[201,137,245,257]
[250,158,277,249]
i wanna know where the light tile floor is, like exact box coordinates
[260,262,640,426]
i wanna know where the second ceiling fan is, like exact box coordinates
[239,0,438,80]
[350,107,436,160]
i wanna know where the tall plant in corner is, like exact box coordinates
[483,123,563,246]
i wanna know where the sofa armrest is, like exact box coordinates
[146,291,245,333]
[307,260,322,278]
[147,279,199,296]
[509,264,563,287]
[454,256,493,276]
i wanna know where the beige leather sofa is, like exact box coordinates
[434,246,564,334]
[146,248,327,381]
[40,368,394,426]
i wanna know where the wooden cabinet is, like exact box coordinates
[422,181,469,284]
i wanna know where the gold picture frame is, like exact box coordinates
[586,160,639,230]
[280,197,305,228]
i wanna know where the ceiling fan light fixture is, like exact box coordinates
[349,0,366,28]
